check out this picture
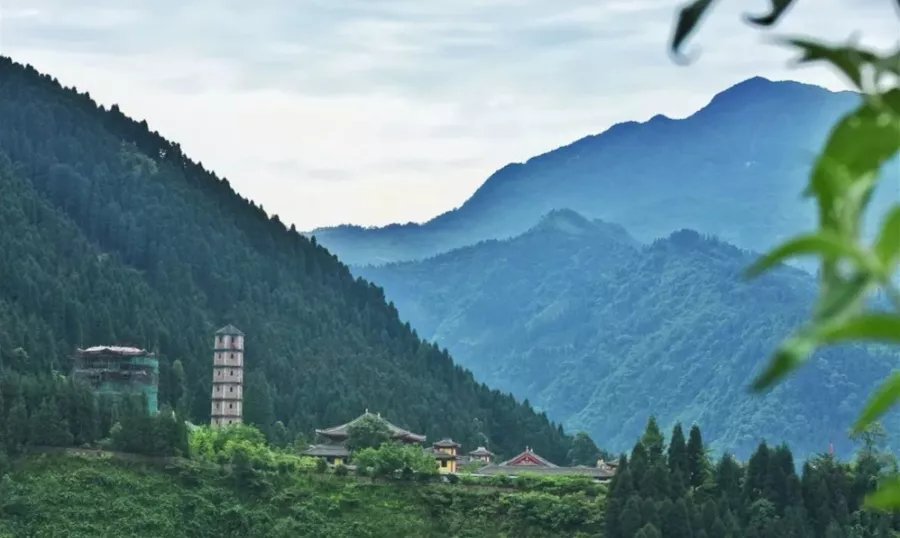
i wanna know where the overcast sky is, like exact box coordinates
[0,1,897,230]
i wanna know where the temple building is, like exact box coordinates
[429,439,461,474]
[303,410,426,465]
[72,346,159,414]
[468,446,495,464]
[476,447,616,481]
[210,325,244,427]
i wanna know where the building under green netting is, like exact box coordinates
[72,346,159,414]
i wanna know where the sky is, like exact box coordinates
[0,1,897,230]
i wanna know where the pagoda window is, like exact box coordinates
[229,403,233,409]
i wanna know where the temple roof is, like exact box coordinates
[315,411,426,443]
[427,448,458,460]
[77,346,152,357]
[302,443,351,458]
[500,448,558,468]
[469,446,495,457]
[215,324,245,336]
[432,439,460,449]
[477,463,615,480]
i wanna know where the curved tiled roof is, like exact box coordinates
[315,411,426,443]
[432,439,460,448]
[469,446,494,457]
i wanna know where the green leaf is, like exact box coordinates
[671,0,717,56]
[745,233,871,277]
[811,89,900,232]
[787,39,878,89]
[865,477,900,511]
[752,336,816,391]
[747,0,797,26]
[818,314,900,345]
[874,205,900,269]
[813,273,873,323]
[853,372,900,434]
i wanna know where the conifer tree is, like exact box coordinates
[668,423,688,475]
[686,425,706,489]
[620,496,645,538]
[634,523,662,538]
[642,416,665,464]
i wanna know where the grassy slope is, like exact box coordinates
[0,455,604,537]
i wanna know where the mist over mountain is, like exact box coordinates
[357,210,900,458]
[313,77,898,266]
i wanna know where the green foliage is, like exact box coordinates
[670,0,900,510]
[188,423,317,475]
[567,431,604,466]
[605,422,899,537]
[352,442,438,479]
[0,55,572,462]
[0,453,603,537]
[346,414,393,451]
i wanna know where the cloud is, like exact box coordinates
[1,0,897,230]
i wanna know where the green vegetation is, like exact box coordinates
[605,418,899,537]
[353,443,439,479]
[0,451,605,537]
[346,414,393,451]
[672,0,900,509]
[0,55,574,462]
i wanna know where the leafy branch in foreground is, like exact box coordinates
[671,0,900,509]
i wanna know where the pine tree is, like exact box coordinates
[686,425,706,489]
[668,423,688,475]
[642,416,665,464]
[620,496,645,538]
[635,523,662,538]
[605,453,632,538]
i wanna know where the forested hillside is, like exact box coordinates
[313,77,898,266]
[358,210,900,458]
[0,57,573,462]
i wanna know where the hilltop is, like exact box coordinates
[313,77,897,265]
[0,56,573,461]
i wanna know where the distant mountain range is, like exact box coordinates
[358,209,900,458]
[313,77,898,266]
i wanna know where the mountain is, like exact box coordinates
[312,77,898,266]
[0,57,574,462]
[357,210,900,458]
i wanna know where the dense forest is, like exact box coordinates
[0,56,574,462]
[358,209,900,458]
[605,419,899,537]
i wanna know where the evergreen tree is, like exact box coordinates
[686,425,706,489]
[661,498,694,538]
[668,423,688,476]
[620,496,645,538]
[634,523,662,538]
[605,453,632,538]
[567,431,601,466]
[642,416,665,464]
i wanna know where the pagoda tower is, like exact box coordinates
[210,325,244,427]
